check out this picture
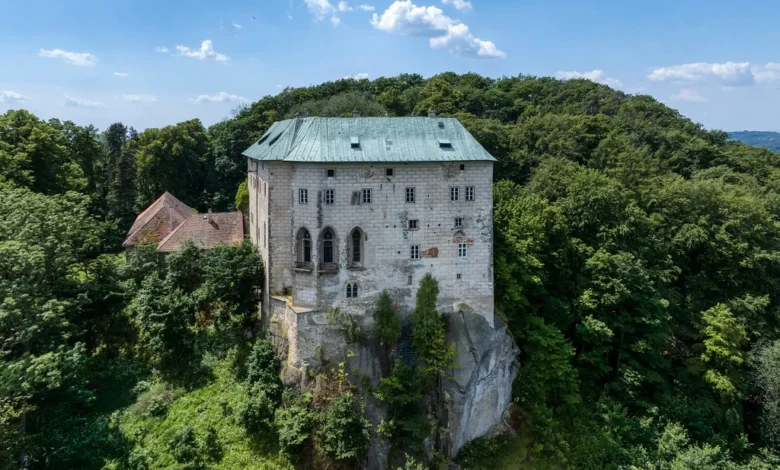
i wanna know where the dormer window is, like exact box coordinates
[438,138,452,149]
[350,136,360,149]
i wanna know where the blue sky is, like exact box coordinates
[2,0,780,132]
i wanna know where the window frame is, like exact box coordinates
[408,219,419,230]
[466,186,475,201]
[450,186,460,201]
[458,243,468,258]
[327,169,336,178]
[454,217,463,228]
[362,188,372,204]
[386,168,394,177]
[406,187,415,203]
[299,188,308,204]
[324,189,335,205]
[411,245,420,260]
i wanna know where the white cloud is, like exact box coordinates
[0,91,27,103]
[647,61,780,87]
[442,0,471,11]
[648,62,753,86]
[233,22,243,29]
[556,70,622,88]
[306,0,336,19]
[338,1,353,11]
[64,94,105,109]
[331,15,341,26]
[344,73,370,80]
[276,84,284,89]
[38,48,98,66]
[156,46,170,53]
[123,94,158,103]
[371,1,504,58]
[190,91,247,103]
[113,72,129,78]
[670,89,708,102]
[358,4,375,10]
[176,40,228,62]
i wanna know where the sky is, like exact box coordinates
[2,0,780,132]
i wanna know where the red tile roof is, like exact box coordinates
[157,211,245,252]
[123,192,194,247]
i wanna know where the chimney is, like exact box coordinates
[353,110,360,118]
[428,108,436,117]
[207,208,213,224]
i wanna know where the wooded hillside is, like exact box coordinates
[2,72,780,469]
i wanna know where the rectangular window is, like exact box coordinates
[411,245,420,260]
[362,188,372,204]
[458,243,467,258]
[450,186,459,201]
[454,218,463,228]
[406,187,415,203]
[408,219,419,230]
[327,169,335,178]
[457,273,462,280]
[386,168,394,177]
[408,275,413,285]
[299,189,308,204]
[324,189,334,204]
[460,164,465,171]
[466,186,475,201]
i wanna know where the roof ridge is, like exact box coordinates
[157,213,194,250]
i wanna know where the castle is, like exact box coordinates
[244,114,495,326]
[243,114,517,460]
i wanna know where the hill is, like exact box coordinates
[3,72,780,469]
[729,130,780,152]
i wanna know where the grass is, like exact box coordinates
[117,354,294,469]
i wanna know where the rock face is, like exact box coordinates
[441,311,519,457]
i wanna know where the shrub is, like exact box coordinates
[375,289,401,345]
[317,392,371,462]
[168,425,201,468]
[246,338,283,401]
[238,384,276,435]
[275,390,312,453]
[326,308,363,344]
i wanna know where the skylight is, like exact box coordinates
[268,133,282,146]
[350,136,360,149]
[438,138,452,148]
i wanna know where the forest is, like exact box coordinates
[2,72,780,469]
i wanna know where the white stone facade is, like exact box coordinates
[247,159,494,327]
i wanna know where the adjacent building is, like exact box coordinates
[123,192,244,252]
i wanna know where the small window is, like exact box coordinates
[458,243,467,258]
[438,121,445,129]
[456,273,462,280]
[299,189,308,204]
[347,283,359,298]
[450,187,459,201]
[407,275,413,285]
[438,138,452,148]
[386,168,394,177]
[325,189,334,204]
[466,186,475,201]
[454,218,463,228]
[408,219,419,230]
[411,245,420,260]
[350,136,360,149]
[362,188,371,204]
[327,169,335,178]
[460,164,465,171]
[406,187,415,203]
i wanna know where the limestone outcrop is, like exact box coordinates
[441,312,519,457]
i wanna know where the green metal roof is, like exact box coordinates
[241,116,497,163]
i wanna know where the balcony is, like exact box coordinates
[319,262,339,273]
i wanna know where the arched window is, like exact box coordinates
[296,228,311,267]
[350,228,363,266]
[346,283,359,298]
[320,228,338,271]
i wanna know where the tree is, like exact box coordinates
[374,289,401,345]
[235,178,249,213]
[411,274,455,388]
[317,392,371,462]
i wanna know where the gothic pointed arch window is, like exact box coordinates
[295,228,311,268]
[349,228,363,266]
[320,228,338,271]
